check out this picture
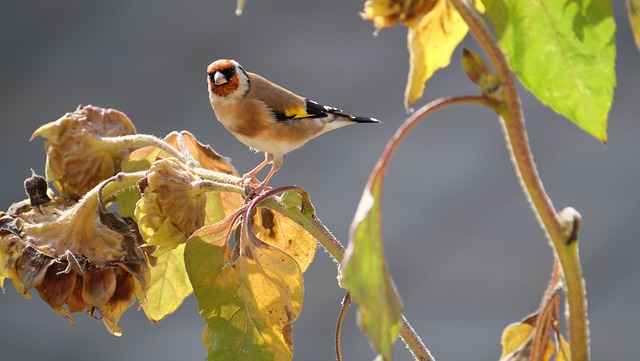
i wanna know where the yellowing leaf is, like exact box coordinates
[142,244,193,322]
[252,207,317,272]
[186,214,305,361]
[122,131,238,176]
[404,0,480,109]
[362,0,482,109]
[362,0,437,29]
[500,315,555,361]
[500,288,566,361]
[0,223,26,292]
[555,333,571,361]
[164,131,238,176]
[205,190,243,227]
[628,0,640,50]
[121,146,164,173]
[342,175,403,361]
[501,321,535,358]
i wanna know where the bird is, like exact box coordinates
[206,59,380,193]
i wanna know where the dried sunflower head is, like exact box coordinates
[32,105,137,200]
[0,173,148,336]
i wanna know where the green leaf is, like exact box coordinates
[185,217,304,361]
[142,243,193,322]
[342,174,403,360]
[485,0,616,142]
[115,187,141,219]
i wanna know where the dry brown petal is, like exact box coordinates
[66,275,89,313]
[16,246,55,291]
[36,261,77,309]
[81,265,117,308]
[109,266,136,305]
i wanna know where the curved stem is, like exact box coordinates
[335,291,351,361]
[97,171,148,202]
[257,95,494,361]
[261,194,433,361]
[377,96,499,178]
[64,171,147,227]
[448,1,589,359]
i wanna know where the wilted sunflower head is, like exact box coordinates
[0,172,148,336]
[32,105,137,200]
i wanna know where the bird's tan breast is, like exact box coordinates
[210,96,270,139]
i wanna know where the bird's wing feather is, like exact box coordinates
[246,71,379,123]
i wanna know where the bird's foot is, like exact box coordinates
[238,172,261,188]
[239,173,271,200]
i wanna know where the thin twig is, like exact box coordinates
[335,291,351,361]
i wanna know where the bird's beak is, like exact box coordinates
[213,71,228,86]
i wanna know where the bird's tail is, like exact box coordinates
[347,115,381,123]
[332,111,381,124]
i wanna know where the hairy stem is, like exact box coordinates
[101,134,187,162]
[448,0,589,359]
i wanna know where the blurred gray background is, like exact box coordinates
[1,1,638,360]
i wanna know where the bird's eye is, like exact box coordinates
[228,67,236,74]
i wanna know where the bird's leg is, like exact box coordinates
[245,163,280,199]
[240,153,272,187]
[244,155,282,199]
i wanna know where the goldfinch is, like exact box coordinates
[207,59,380,192]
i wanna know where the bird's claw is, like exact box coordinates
[239,173,271,200]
